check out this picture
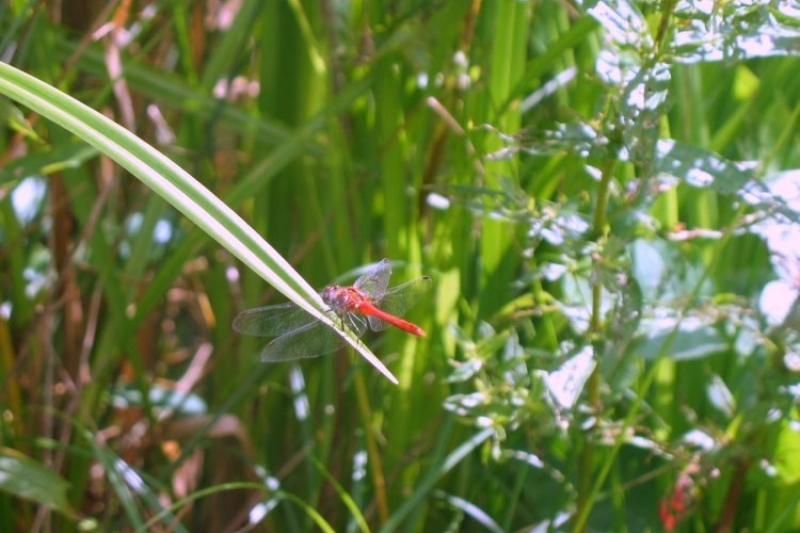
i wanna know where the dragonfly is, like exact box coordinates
[233,259,431,361]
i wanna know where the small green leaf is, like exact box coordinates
[0,97,43,142]
[655,140,754,195]
[0,447,78,518]
[636,322,726,361]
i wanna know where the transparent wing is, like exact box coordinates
[366,315,384,331]
[354,259,392,299]
[232,302,317,337]
[369,276,432,331]
[260,313,369,362]
[260,321,346,361]
[377,276,432,314]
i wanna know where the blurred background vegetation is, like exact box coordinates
[3,0,800,531]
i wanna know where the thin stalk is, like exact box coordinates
[573,157,616,533]
[572,202,743,532]
[354,371,389,524]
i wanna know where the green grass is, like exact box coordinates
[2,1,800,532]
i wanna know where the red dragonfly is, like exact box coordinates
[233,259,431,361]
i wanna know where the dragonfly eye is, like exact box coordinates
[322,285,351,310]
[321,285,337,304]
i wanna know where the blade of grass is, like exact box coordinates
[0,62,398,384]
[311,455,371,533]
[377,427,493,533]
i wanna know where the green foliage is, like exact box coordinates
[1,0,800,532]
[0,447,77,518]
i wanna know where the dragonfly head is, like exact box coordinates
[321,285,346,310]
[322,284,365,313]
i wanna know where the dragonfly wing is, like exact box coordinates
[260,321,346,361]
[260,313,369,362]
[354,259,392,299]
[375,276,432,317]
[233,302,317,337]
[366,315,384,331]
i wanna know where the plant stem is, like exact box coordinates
[573,157,616,533]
